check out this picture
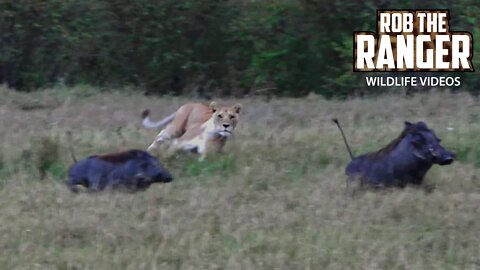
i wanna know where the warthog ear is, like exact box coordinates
[404,121,413,128]
[232,104,242,114]
[209,101,218,113]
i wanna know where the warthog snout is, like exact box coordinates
[154,170,173,183]
[435,149,455,165]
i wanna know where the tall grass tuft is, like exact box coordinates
[35,136,62,179]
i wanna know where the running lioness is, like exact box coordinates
[142,102,241,160]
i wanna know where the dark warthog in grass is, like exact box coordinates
[66,147,173,192]
[333,120,455,188]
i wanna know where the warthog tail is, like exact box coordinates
[66,130,77,163]
[332,119,354,160]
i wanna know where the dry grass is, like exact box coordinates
[0,86,479,269]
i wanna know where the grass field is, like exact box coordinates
[0,86,479,270]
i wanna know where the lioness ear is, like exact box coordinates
[232,104,242,114]
[209,101,218,113]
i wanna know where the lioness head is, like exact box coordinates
[209,102,242,137]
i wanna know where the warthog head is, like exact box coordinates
[405,121,455,166]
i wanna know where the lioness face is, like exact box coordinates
[210,102,242,137]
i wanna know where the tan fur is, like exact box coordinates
[144,102,241,160]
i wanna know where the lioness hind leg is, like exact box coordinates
[147,129,172,152]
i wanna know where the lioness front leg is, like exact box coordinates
[198,141,213,161]
[173,139,208,161]
[198,139,228,161]
[198,148,207,161]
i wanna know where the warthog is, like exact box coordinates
[66,149,173,192]
[333,119,455,188]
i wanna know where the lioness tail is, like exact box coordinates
[141,110,175,129]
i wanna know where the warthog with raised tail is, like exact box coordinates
[333,120,455,188]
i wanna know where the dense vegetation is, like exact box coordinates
[1,0,479,96]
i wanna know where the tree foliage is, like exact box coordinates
[0,0,478,96]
